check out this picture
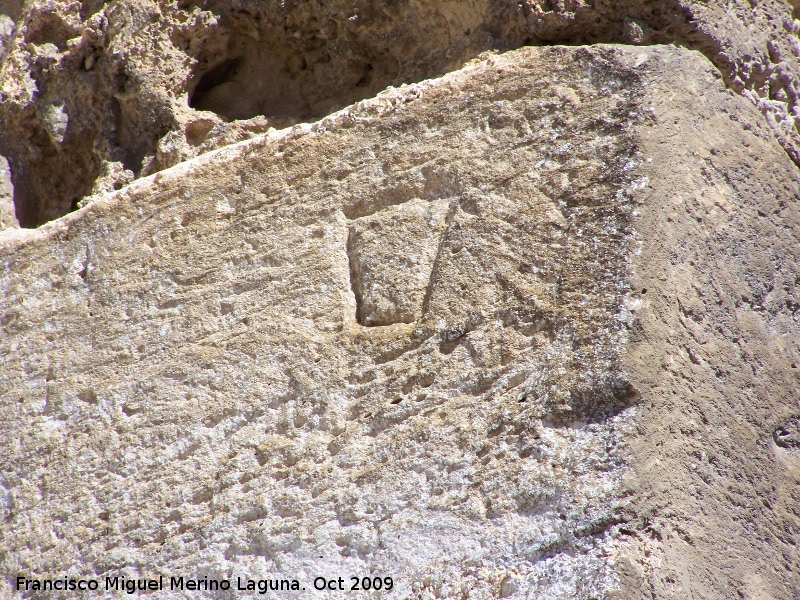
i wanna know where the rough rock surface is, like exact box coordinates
[2,0,800,227]
[2,39,800,598]
[3,1,800,599]
[619,49,800,599]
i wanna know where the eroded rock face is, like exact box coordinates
[2,42,799,599]
[0,45,645,599]
[618,48,800,599]
[1,0,800,227]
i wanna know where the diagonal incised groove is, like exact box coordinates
[346,224,367,326]
[418,197,459,321]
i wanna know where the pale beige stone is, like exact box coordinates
[1,0,800,596]
[348,197,451,326]
[1,43,799,598]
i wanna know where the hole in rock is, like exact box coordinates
[774,417,800,449]
[790,0,800,20]
[189,58,245,118]
[187,25,402,123]
[346,198,450,327]
[186,0,692,126]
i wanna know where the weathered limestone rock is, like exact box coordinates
[617,49,800,600]
[2,0,800,227]
[1,45,644,598]
[2,40,799,599]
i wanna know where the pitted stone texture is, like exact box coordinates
[1,44,800,600]
[774,417,800,450]
[0,46,646,599]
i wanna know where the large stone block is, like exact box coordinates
[1,40,799,600]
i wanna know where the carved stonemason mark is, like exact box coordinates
[346,197,453,326]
